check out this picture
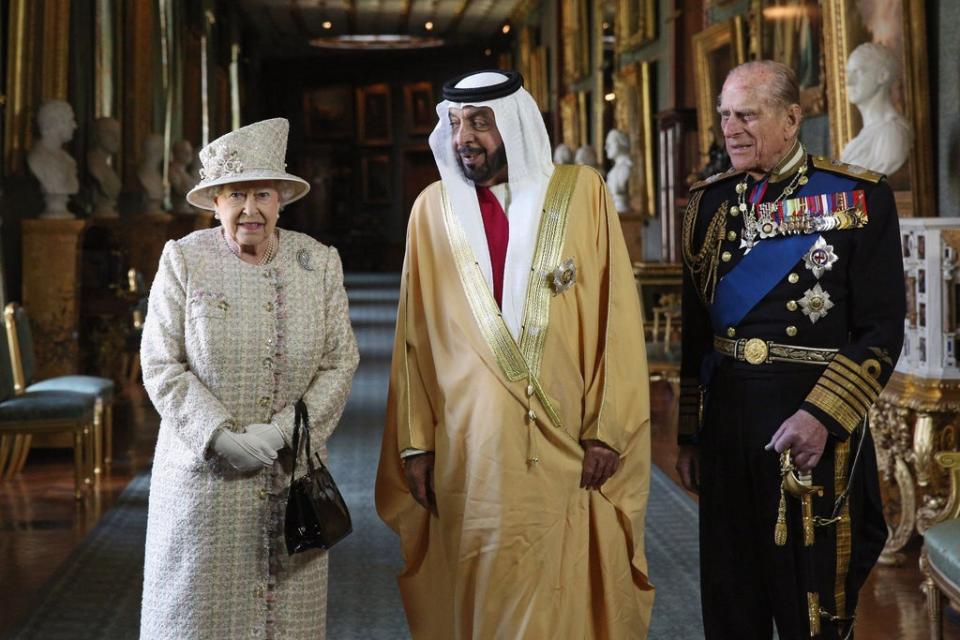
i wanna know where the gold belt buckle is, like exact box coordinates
[742,338,769,365]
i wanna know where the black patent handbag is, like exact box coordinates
[284,400,352,555]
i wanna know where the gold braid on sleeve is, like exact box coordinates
[682,190,728,305]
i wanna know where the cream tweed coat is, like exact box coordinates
[140,228,359,640]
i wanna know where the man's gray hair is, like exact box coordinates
[723,60,801,111]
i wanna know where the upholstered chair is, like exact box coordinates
[0,314,96,499]
[3,303,116,476]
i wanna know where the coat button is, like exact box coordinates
[786,326,798,337]
[258,396,270,407]
[729,205,740,217]
[721,251,732,262]
[527,410,537,421]
[788,273,799,284]
[526,384,534,397]
[265,302,274,312]
[727,230,738,241]
[726,327,736,338]
[259,489,266,500]
[786,300,798,311]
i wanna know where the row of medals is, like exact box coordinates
[736,162,860,253]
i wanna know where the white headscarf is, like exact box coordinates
[428,71,555,340]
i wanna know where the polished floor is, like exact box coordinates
[0,325,955,639]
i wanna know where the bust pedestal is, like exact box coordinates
[21,219,87,379]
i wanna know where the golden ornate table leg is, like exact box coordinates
[880,456,917,565]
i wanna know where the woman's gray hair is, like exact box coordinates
[723,60,801,111]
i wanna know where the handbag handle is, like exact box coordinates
[290,400,316,484]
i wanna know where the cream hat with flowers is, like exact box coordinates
[186,118,309,210]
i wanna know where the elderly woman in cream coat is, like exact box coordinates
[139,118,358,640]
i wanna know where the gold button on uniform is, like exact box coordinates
[729,205,740,217]
[726,327,736,338]
[727,230,738,241]
[786,326,798,337]
[786,300,798,311]
[788,273,800,284]
[721,251,732,262]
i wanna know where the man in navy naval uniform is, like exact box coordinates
[677,60,904,639]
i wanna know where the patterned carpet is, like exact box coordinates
[4,273,703,640]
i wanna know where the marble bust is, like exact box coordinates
[87,117,122,218]
[840,42,913,175]
[27,100,79,219]
[169,139,197,214]
[553,143,574,165]
[138,133,166,215]
[574,144,599,170]
[605,129,633,213]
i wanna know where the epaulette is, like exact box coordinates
[811,156,884,184]
[689,167,746,191]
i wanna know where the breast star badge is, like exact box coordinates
[803,236,838,279]
[799,283,834,323]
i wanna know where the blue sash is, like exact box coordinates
[709,170,857,332]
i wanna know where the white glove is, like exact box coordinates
[246,423,286,453]
[210,428,276,473]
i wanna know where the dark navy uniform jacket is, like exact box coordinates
[679,143,906,443]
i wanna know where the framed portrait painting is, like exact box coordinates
[403,82,435,136]
[361,153,392,204]
[357,84,393,146]
[692,18,747,163]
[303,86,354,140]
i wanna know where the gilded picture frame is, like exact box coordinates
[692,17,747,163]
[750,0,826,116]
[361,153,391,204]
[560,93,580,149]
[562,0,591,84]
[403,82,435,136]
[822,0,933,217]
[614,61,656,217]
[616,0,657,54]
[356,83,393,146]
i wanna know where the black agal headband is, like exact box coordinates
[441,70,524,103]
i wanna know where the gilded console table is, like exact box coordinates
[870,373,960,565]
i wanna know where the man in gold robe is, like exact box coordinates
[376,70,654,638]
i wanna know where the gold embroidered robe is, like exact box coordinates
[376,166,654,639]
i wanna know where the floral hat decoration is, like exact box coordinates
[186,117,310,210]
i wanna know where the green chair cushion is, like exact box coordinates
[0,390,95,424]
[28,375,115,402]
[924,518,960,588]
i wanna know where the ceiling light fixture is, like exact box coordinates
[322,20,332,30]
[484,48,492,56]
[425,21,434,31]
[310,34,445,50]
[501,24,510,34]
[604,92,616,102]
